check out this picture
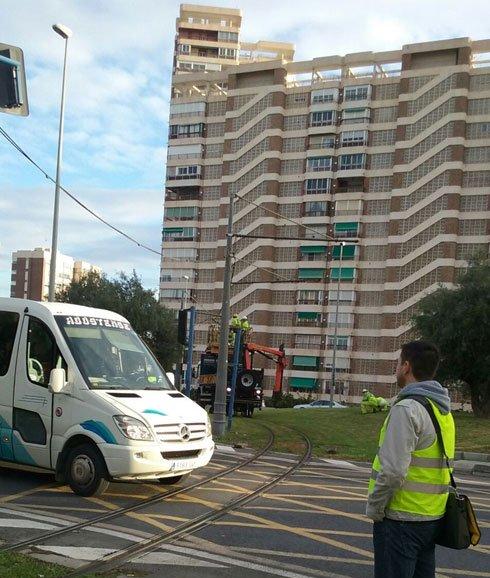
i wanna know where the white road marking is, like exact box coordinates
[0,518,56,530]
[35,545,225,567]
[320,459,370,471]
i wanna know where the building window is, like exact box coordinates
[341,130,368,146]
[327,312,353,327]
[294,334,322,348]
[327,336,350,350]
[165,206,198,221]
[295,312,321,326]
[289,376,318,390]
[339,154,365,170]
[328,289,355,303]
[310,110,336,127]
[298,268,324,280]
[344,85,371,101]
[169,123,204,139]
[292,355,319,371]
[178,44,190,54]
[306,156,332,172]
[297,289,323,304]
[304,201,328,217]
[332,244,356,260]
[305,178,331,194]
[330,267,356,281]
[162,227,197,241]
[311,88,338,103]
[334,222,359,238]
[342,108,370,124]
[309,134,336,149]
[334,199,362,216]
[217,31,238,42]
[218,47,237,59]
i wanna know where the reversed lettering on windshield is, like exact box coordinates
[59,316,131,331]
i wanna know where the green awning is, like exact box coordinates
[300,245,327,254]
[293,356,318,367]
[332,245,356,259]
[330,267,356,280]
[298,268,324,280]
[334,222,358,232]
[163,227,184,233]
[297,312,319,320]
[289,377,317,389]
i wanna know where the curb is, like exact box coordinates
[454,451,490,462]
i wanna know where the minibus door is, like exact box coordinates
[12,315,65,469]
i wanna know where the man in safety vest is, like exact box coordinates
[366,341,455,578]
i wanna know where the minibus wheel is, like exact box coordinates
[158,473,190,485]
[66,443,110,497]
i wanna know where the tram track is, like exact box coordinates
[0,425,275,554]
[63,428,312,577]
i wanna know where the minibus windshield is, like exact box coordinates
[56,315,173,390]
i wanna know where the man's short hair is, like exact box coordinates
[400,341,440,381]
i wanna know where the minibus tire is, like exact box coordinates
[158,473,190,485]
[66,443,110,497]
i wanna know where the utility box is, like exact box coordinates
[0,43,29,116]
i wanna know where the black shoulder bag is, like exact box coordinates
[403,395,481,549]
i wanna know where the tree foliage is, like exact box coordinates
[58,271,181,369]
[412,258,490,417]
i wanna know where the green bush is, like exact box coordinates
[265,392,314,408]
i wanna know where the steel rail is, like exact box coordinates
[2,425,274,553]
[64,429,312,577]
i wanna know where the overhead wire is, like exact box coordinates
[0,126,164,258]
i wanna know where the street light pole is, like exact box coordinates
[213,187,235,436]
[48,23,72,302]
[330,241,345,404]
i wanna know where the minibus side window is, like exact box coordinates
[27,317,67,387]
[0,311,20,376]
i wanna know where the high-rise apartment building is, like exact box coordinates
[11,248,101,301]
[160,6,490,398]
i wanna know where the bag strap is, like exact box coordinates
[400,394,457,489]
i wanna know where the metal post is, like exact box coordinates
[48,30,70,302]
[330,242,345,404]
[213,189,235,436]
[227,329,242,431]
[184,306,196,397]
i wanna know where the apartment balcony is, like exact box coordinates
[335,178,364,193]
[165,186,201,201]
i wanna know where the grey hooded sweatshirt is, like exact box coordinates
[366,380,452,522]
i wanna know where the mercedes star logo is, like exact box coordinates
[179,424,190,441]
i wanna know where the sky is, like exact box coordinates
[1,0,489,297]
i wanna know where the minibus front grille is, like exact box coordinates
[154,422,207,443]
[161,449,201,460]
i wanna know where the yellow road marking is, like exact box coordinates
[269,493,366,502]
[0,482,58,503]
[177,493,373,559]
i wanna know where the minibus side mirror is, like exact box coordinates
[166,371,175,386]
[49,368,66,394]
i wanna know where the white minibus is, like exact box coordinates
[0,298,214,496]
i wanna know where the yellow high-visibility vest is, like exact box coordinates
[368,398,455,517]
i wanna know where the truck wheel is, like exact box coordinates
[66,443,109,497]
[158,473,190,485]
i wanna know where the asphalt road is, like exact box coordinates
[0,449,488,578]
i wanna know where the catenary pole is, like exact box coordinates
[330,241,345,404]
[212,188,235,436]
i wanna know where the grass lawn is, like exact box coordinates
[218,407,490,461]
[0,552,118,578]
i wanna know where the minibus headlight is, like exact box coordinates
[205,414,212,437]
[113,415,153,441]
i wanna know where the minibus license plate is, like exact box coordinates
[172,459,196,471]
